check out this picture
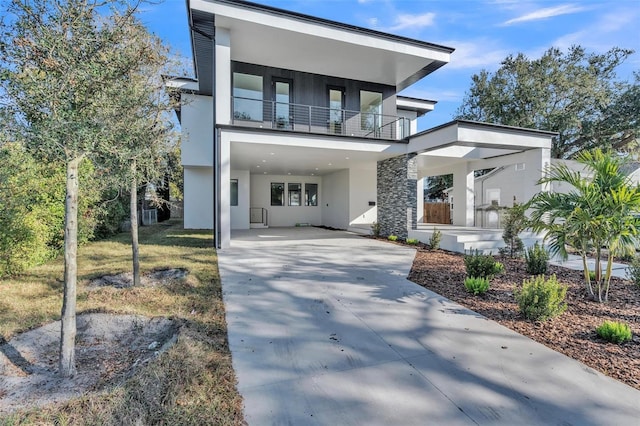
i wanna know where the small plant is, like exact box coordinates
[388,235,398,241]
[428,228,442,250]
[371,221,381,237]
[464,250,504,280]
[524,242,549,275]
[625,255,640,288]
[588,270,597,282]
[596,320,633,344]
[514,274,567,321]
[500,203,527,258]
[464,277,490,295]
[406,238,419,245]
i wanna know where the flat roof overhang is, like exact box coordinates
[188,0,454,95]
[408,120,555,161]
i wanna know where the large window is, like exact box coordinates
[305,183,318,206]
[329,88,344,134]
[360,90,382,132]
[288,183,302,206]
[233,73,263,121]
[271,183,284,206]
[230,179,238,206]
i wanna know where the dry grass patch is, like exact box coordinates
[0,220,244,425]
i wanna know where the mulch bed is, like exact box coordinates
[407,248,640,391]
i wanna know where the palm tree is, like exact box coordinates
[528,149,640,302]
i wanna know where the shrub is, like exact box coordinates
[406,238,419,245]
[524,242,549,275]
[388,235,398,241]
[464,277,490,295]
[500,203,527,258]
[515,274,567,321]
[428,228,442,250]
[464,250,504,280]
[371,221,381,237]
[596,321,633,344]
[625,255,640,288]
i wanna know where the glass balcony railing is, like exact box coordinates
[231,97,409,140]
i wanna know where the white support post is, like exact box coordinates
[417,177,425,224]
[452,162,475,227]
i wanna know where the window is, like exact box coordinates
[273,79,292,129]
[329,88,344,134]
[486,188,500,206]
[230,179,238,206]
[233,73,263,121]
[360,90,382,131]
[305,183,318,206]
[271,183,284,206]
[288,183,302,206]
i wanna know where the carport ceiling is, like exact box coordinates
[231,142,395,176]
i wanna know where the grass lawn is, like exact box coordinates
[0,220,244,425]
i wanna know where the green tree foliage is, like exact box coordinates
[425,174,452,201]
[457,46,639,158]
[528,149,640,302]
[0,0,167,377]
[0,143,62,276]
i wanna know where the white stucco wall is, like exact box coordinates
[348,168,377,228]
[183,166,213,229]
[231,170,250,229]
[181,94,213,167]
[322,169,350,229]
[250,174,322,227]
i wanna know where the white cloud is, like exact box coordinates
[444,40,509,70]
[503,4,585,26]
[387,12,436,31]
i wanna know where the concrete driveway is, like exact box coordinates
[217,227,640,425]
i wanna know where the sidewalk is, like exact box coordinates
[550,254,630,278]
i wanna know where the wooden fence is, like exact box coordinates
[423,202,451,224]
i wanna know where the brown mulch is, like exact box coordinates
[407,248,640,391]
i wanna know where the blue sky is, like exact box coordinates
[143,0,640,129]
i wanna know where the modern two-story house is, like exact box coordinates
[170,0,555,249]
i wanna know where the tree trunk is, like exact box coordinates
[131,160,140,286]
[59,156,80,378]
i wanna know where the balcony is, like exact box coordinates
[231,97,410,140]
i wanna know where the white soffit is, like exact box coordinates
[408,120,554,158]
[191,0,452,90]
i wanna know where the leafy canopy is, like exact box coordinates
[456,46,639,159]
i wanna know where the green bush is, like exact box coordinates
[596,321,633,344]
[625,255,640,288]
[406,238,419,245]
[464,277,490,295]
[388,235,398,241]
[524,242,549,275]
[464,250,504,280]
[371,221,381,237]
[500,203,526,258]
[515,274,567,321]
[429,228,442,250]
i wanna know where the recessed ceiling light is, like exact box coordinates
[263,172,267,174]
[328,163,332,166]
[287,172,291,175]
[315,167,319,170]
[345,157,350,160]
[256,165,260,168]
[311,173,315,176]
[262,159,267,163]
[270,152,275,155]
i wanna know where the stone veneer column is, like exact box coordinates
[377,154,418,239]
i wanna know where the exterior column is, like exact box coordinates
[215,28,231,248]
[452,162,474,226]
[377,154,417,239]
[416,177,425,224]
